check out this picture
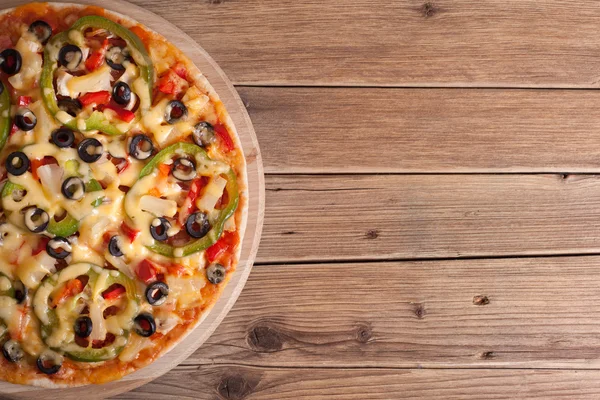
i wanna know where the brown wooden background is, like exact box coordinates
[119,0,600,398]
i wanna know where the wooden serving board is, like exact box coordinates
[0,0,265,398]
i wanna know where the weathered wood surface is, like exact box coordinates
[131,0,600,87]
[257,174,600,263]
[240,87,600,174]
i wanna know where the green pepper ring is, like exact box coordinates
[127,142,239,258]
[41,16,154,135]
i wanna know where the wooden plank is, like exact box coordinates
[241,87,600,174]
[182,258,600,369]
[258,174,600,262]
[120,366,600,399]
[130,0,600,87]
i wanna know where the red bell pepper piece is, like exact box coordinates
[206,231,236,262]
[79,91,111,107]
[85,39,109,71]
[9,123,18,136]
[17,96,31,106]
[102,284,126,300]
[156,69,187,96]
[178,178,206,226]
[32,236,50,256]
[136,259,158,284]
[98,104,135,123]
[51,279,84,307]
[121,221,140,242]
[172,62,188,80]
[214,124,234,152]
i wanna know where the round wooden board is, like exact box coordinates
[0,1,265,398]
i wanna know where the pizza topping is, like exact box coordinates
[24,207,49,233]
[77,138,103,163]
[112,81,131,105]
[0,81,10,152]
[133,313,155,337]
[14,108,37,131]
[193,121,216,147]
[145,281,168,306]
[0,49,22,75]
[129,134,154,160]
[105,46,129,71]
[28,20,53,45]
[56,98,82,117]
[36,350,62,375]
[5,151,30,176]
[78,90,111,107]
[46,237,71,260]
[2,339,24,363]
[185,212,210,239]
[150,217,170,242]
[206,263,226,285]
[165,100,187,124]
[51,127,75,148]
[108,235,124,257]
[171,158,196,181]
[13,281,27,304]
[58,44,83,71]
[74,316,92,338]
[61,177,86,200]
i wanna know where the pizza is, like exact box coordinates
[0,2,248,387]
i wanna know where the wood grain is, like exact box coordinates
[258,174,600,262]
[120,365,600,399]
[130,0,600,87]
[240,87,600,174]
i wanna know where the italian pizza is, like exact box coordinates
[0,2,248,387]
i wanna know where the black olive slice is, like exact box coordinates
[105,46,129,71]
[14,108,37,131]
[145,282,169,306]
[128,134,153,160]
[13,280,27,304]
[112,81,131,105]
[11,187,26,203]
[108,235,124,257]
[78,138,103,163]
[2,340,24,363]
[37,351,62,375]
[165,100,187,124]
[185,212,210,239]
[5,151,30,176]
[134,313,156,337]
[28,20,52,44]
[171,158,196,181]
[57,98,82,117]
[51,128,75,148]
[150,217,170,242]
[206,263,226,284]
[24,207,49,233]
[0,49,22,75]
[46,237,71,259]
[61,176,86,200]
[74,316,93,338]
[58,44,83,70]
[193,122,216,147]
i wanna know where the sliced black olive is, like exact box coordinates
[193,122,216,147]
[37,351,62,375]
[11,187,26,203]
[206,263,226,284]
[105,46,129,71]
[165,100,187,124]
[58,44,83,70]
[57,98,82,117]
[185,212,210,239]
[61,176,86,200]
[128,134,153,160]
[0,49,22,75]
[46,237,71,259]
[171,158,196,181]
[51,128,75,148]
[2,340,24,363]
[78,138,103,163]
[14,108,37,131]
[24,207,49,233]
[74,316,92,338]
[112,81,131,105]
[150,217,170,242]
[5,151,30,176]
[134,313,156,337]
[13,281,27,304]
[145,282,169,306]
[108,235,124,257]
[28,20,52,44]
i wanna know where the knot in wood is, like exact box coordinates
[247,324,283,352]
[355,324,373,343]
[473,295,490,306]
[218,374,252,400]
[480,351,496,360]
[421,2,438,17]
[365,229,379,240]
[412,303,426,319]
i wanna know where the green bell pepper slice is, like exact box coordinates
[35,263,139,362]
[131,143,239,258]
[41,16,154,135]
[0,80,10,151]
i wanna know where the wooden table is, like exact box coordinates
[118,0,600,398]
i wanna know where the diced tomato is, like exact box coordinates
[51,279,84,307]
[178,177,207,226]
[98,104,135,123]
[136,259,158,284]
[79,91,111,107]
[166,263,186,277]
[30,156,57,180]
[156,69,187,96]
[85,38,109,71]
[9,123,18,136]
[121,221,140,242]
[172,62,188,80]
[148,187,161,197]
[158,163,170,178]
[214,124,234,152]
[206,231,237,262]
[17,96,31,106]
[110,156,129,174]
[32,236,49,256]
[102,284,126,300]
[0,36,12,50]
